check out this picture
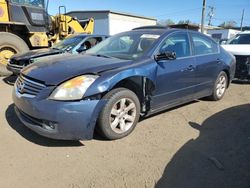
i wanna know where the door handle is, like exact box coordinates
[181,65,195,72]
[217,58,221,64]
[187,65,195,71]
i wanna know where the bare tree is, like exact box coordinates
[178,20,192,24]
[219,21,237,28]
[157,19,175,26]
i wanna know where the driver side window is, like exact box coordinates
[159,33,191,58]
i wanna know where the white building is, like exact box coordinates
[207,29,240,41]
[67,10,157,35]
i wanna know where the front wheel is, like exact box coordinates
[209,71,228,101]
[97,88,141,140]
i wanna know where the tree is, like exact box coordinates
[219,20,237,28]
[157,19,175,26]
[178,20,192,24]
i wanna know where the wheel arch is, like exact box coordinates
[85,69,157,114]
[222,68,230,88]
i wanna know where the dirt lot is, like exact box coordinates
[0,78,249,188]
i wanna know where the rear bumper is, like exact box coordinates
[13,89,106,140]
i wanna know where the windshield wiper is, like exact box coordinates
[51,47,60,50]
[89,53,114,59]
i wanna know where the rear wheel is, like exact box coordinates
[97,88,140,140]
[0,32,29,76]
[209,71,228,101]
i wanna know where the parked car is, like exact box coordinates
[7,34,108,75]
[13,27,236,140]
[221,31,250,80]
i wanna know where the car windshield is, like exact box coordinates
[11,0,44,8]
[227,34,250,45]
[52,35,86,51]
[86,32,160,60]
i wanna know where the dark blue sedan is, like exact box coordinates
[13,27,236,140]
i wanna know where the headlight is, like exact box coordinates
[49,75,99,101]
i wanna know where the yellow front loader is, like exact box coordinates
[0,0,94,75]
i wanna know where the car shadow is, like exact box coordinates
[5,104,84,147]
[3,74,17,86]
[155,104,250,188]
[232,79,250,85]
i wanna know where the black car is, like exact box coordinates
[7,34,108,74]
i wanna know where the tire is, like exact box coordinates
[209,71,228,101]
[0,32,29,76]
[97,88,141,140]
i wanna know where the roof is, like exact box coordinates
[133,25,168,30]
[67,10,157,21]
[120,27,183,37]
[169,24,200,31]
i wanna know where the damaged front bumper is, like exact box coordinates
[234,55,250,80]
[13,88,106,140]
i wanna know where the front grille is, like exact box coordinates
[10,59,29,66]
[235,55,250,79]
[15,75,46,97]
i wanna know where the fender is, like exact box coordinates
[84,60,158,97]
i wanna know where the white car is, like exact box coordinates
[222,31,250,80]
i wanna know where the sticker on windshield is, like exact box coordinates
[140,34,160,39]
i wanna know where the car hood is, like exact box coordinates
[11,48,63,63]
[221,44,250,56]
[22,54,132,85]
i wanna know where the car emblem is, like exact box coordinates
[18,82,25,93]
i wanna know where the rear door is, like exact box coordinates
[189,32,220,97]
[151,32,197,110]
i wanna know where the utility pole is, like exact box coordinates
[201,0,206,33]
[240,9,245,31]
[207,6,215,26]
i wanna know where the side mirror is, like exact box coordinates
[219,39,228,45]
[76,46,87,53]
[154,51,176,61]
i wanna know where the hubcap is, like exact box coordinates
[216,75,226,98]
[109,98,136,134]
[0,47,17,65]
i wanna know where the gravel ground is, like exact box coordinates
[0,77,249,188]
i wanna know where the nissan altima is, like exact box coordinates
[13,27,236,140]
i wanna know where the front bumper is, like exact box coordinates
[234,55,250,80]
[13,88,106,140]
[6,63,23,75]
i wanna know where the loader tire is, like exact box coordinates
[0,32,29,76]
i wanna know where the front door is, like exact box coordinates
[151,32,196,110]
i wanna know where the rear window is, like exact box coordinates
[190,33,219,55]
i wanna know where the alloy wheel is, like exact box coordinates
[216,75,227,98]
[109,98,137,134]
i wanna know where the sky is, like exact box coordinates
[48,0,250,27]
